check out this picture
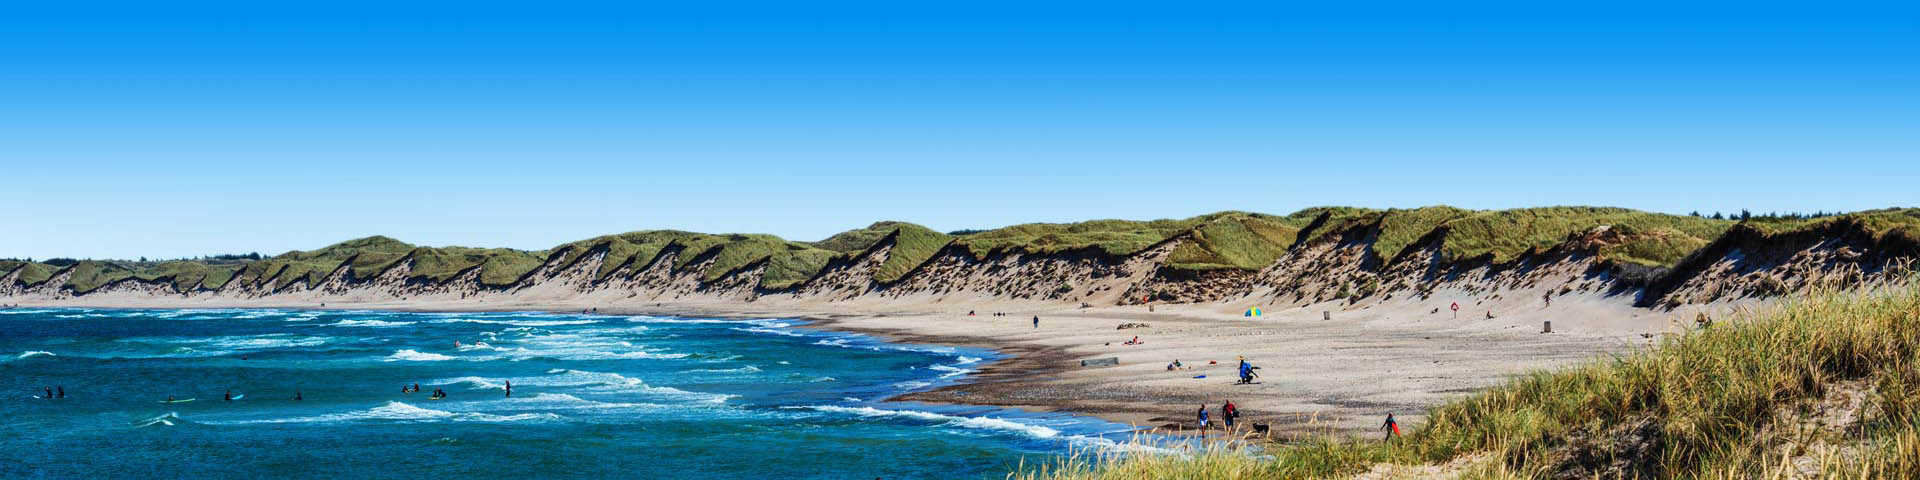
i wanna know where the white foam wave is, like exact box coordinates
[385,349,455,362]
[15,351,55,360]
[328,319,414,328]
[494,393,665,411]
[799,406,1060,439]
[203,335,330,350]
[929,364,974,379]
[210,401,562,425]
[134,412,180,427]
[535,369,735,403]
[688,365,762,374]
[430,318,597,327]
[732,327,805,337]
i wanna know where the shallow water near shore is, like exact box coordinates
[0,308,1141,479]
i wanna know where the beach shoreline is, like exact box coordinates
[3,289,1696,436]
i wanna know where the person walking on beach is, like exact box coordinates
[1196,404,1210,433]
[1381,412,1401,441]
[1032,316,1039,328]
[1223,400,1239,430]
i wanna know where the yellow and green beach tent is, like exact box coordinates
[1244,307,1261,317]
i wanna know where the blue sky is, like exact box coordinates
[3,1,1915,259]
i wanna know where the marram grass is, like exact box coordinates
[1014,280,1920,479]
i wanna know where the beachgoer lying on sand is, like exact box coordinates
[1123,336,1141,345]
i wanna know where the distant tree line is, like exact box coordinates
[0,253,263,266]
[946,229,989,236]
[1688,210,1847,221]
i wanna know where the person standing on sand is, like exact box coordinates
[1032,316,1039,328]
[1381,412,1400,441]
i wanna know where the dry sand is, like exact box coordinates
[8,287,1722,437]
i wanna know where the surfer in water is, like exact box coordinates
[56,386,64,398]
[505,380,512,398]
[224,389,233,402]
[294,391,303,401]
[44,387,53,399]
[167,395,175,403]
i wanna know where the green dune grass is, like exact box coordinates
[1,261,56,286]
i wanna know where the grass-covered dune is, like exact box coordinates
[7,207,1917,297]
[1016,281,1920,479]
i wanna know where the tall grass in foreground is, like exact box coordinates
[1014,281,1920,479]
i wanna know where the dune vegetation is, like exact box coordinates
[7,207,1915,296]
[809,221,955,284]
[1014,279,1920,479]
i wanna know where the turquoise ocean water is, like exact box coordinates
[0,308,1140,479]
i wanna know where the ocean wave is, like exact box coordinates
[929,364,974,379]
[429,318,597,327]
[134,412,182,428]
[687,365,762,374]
[797,405,1060,439]
[201,334,332,350]
[536,369,735,404]
[208,401,563,425]
[493,393,666,411]
[385,349,456,362]
[327,319,415,328]
[731,327,805,337]
[0,309,57,315]
[10,350,55,362]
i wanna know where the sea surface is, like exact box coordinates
[0,308,1140,479]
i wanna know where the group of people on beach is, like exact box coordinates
[1196,399,1241,432]
[964,311,1039,328]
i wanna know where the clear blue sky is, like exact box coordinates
[4,1,1915,259]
